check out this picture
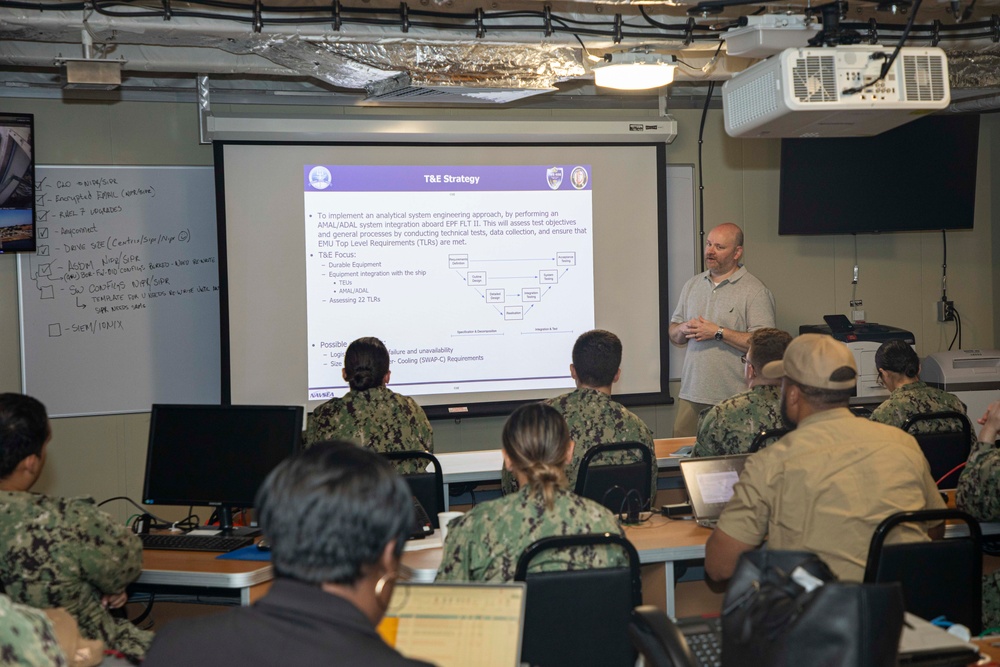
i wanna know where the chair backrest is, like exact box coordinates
[628,606,698,667]
[381,450,444,528]
[900,411,972,488]
[574,442,653,513]
[748,427,789,454]
[864,509,982,633]
[515,533,642,667]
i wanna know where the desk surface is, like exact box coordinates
[434,437,695,484]
[137,548,273,602]
[402,512,709,581]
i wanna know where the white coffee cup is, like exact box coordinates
[437,511,464,542]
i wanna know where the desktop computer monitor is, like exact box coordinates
[142,403,304,535]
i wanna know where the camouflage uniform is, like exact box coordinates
[0,491,152,661]
[955,435,1000,629]
[869,381,972,447]
[305,385,433,473]
[0,594,67,666]
[435,486,626,582]
[501,388,655,495]
[693,384,785,457]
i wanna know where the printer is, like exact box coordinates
[922,350,1000,421]
[800,317,915,398]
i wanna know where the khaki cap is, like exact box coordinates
[761,333,857,390]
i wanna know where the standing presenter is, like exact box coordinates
[669,223,775,437]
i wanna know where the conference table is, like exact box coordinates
[435,437,692,507]
[401,512,710,617]
[133,548,273,606]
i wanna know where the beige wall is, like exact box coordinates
[0,97,996,519]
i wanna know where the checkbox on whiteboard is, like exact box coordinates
[48,324,62,337]
[37,245,49,257]
[38,227,49,238]
[40,285,54,300]
[38,263,52,277]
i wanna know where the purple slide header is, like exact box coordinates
[303,165,592,193]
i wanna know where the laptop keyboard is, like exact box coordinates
[139,533,254,552]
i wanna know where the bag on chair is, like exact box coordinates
[721,550,904,667]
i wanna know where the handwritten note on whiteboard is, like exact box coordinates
[17,166,221,417]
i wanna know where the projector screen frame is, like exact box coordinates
[215,139,673,420]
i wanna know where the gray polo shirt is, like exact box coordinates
[671,266,775,405]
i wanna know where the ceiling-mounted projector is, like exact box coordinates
[722,45,950,138]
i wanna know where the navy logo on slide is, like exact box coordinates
[546,167,563,190]
[308,166,332,190]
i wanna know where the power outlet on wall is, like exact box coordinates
[937,300,955,322]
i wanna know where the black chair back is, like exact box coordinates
[515,533,642,667]
[382,450,445,528]
[900,411,972,488]
[748,428,789,453]
[575,442,654,513]
[864,509,982,633]
[628,606,698,667]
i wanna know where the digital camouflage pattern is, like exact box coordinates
[0,594,67,666]
[435,486,626,582]
[869,381,973,448]
[501,388,655,495]
[693,384,785,457]
[0,491,152,661]
[305,385,433,473]
[956,436,1000,630]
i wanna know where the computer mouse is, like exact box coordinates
[256,538,271,551]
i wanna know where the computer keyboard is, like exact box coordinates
[139,533,254,552]
[677,616,722,667]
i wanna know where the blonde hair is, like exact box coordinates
[502,403,571,509]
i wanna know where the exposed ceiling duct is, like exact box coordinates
[2,0,1000,108]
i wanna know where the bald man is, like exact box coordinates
[669,223,775,436]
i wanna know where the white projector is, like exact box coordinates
[722,45,950,138]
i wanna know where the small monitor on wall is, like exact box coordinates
[142,404,304,536]
[778,114,979,236]
[0,112,36,254]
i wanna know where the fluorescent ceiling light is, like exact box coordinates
[593,53,676,90]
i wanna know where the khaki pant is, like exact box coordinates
[672,398,714,437]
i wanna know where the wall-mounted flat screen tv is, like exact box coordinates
[779,114,979,235]
[0,112,36,253]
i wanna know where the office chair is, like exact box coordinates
[628,606,698,667]
[382,450,445,529]
[515,533,642,667]
[748,427,789,454]
[864,509,982,634]
[574,442,654,514]
[900,411,973,489]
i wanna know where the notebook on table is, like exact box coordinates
[679,455,748,528]
[378,582,526,667]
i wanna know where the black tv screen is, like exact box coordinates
[778,115,979,235]
[0,112,36,253]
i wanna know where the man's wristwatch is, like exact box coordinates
[715,328,724,341]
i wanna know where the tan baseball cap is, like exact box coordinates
[761,333,857,390]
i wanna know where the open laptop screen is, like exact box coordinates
[379,582,526,667]
[680,455,748,524]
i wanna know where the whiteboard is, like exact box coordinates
[666,164,696,382]
[18,166,221,417]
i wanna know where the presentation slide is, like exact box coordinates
[304,164,594,400]
[217,142,668,417]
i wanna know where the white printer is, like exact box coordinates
[922,350,1000,422]
[800,317,915,399]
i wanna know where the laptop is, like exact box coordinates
[378,582,526,667]
[679,455,748,527]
